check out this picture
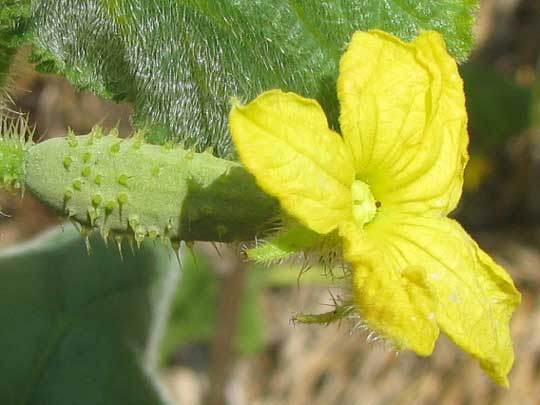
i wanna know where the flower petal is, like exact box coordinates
[344,215,520,386]
[340,222,439,356]
[230,90,355,234]
[338,30,468,216]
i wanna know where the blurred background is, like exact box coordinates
[2,0,540,403]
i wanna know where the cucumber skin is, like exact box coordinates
[25,131,278,242]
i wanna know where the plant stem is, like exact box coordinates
[205,244,247,405]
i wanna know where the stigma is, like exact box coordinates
[351,180,377,227]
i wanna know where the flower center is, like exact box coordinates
[351,180,377,227]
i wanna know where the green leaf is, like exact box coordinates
[28,0,478,158]
[0,0,31,89]
[0,226,178,405]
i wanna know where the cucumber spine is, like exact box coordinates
[0,115,32,192]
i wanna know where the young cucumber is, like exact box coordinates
[24,128,278,243]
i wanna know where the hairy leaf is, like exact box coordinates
[28,0,478,157]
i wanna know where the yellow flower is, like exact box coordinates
[229,30,520,386]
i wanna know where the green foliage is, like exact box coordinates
[0,3,483,402]
[28,0,478,157]
[23,129,278,242]
[462,62,532,150]
[0,226,177,404]
[0,0,31,88]
[161,249,267,362]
